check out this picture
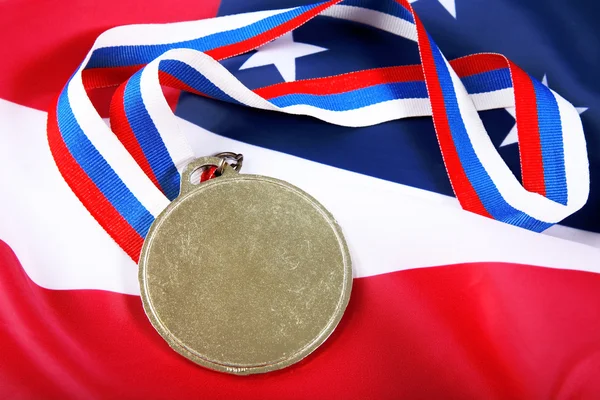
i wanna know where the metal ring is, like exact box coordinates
[214,152,243,173]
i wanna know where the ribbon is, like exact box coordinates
[47,0,590,261]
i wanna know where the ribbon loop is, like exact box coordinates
[47,0,589,261]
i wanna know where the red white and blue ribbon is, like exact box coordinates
[47,0,590,261]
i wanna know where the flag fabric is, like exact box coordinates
[1,0,600,399]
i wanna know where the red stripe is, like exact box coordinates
[158,71,211,97]
[206,0,342,61]
[509,62,545,196]
[254,65,424,99]
[108,82,162,191]
[200,166,218,182]
[412,17,491,218]
[84,70,181,117]
[47,96,144,261]
[82,65,144,90]
[449,54,509,78]
[3,242,600,398]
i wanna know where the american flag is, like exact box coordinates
[0,0,599,398]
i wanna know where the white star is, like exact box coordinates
[500,107,519,147]
[409,0,456,19]
[239,32,327,82]
[500,74,588,147]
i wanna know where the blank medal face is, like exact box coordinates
[139,172,352,375]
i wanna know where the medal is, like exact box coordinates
[138,154,352,375]
[47,0,589,379]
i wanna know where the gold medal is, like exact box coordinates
[139,154,352,375]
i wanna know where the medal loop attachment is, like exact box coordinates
[214,152,243,174]
[180,154,242,196]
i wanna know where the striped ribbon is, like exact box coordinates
[47,0,589,261]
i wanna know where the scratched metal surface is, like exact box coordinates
[139,159,352,375]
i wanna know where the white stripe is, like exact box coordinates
[93,8,295,49]
[444,56,588,223]
[321,5,418,42]
[554,89,590,210]
[67,68,170,217]
[0,100,138,294]
[545,223,600,248]
[470,87,514,111]
[139,57,196,172]
[183,120,596,276]
[2,101,599,295]
[280,98,432,125]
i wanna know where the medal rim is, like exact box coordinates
[138,172,352,375]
